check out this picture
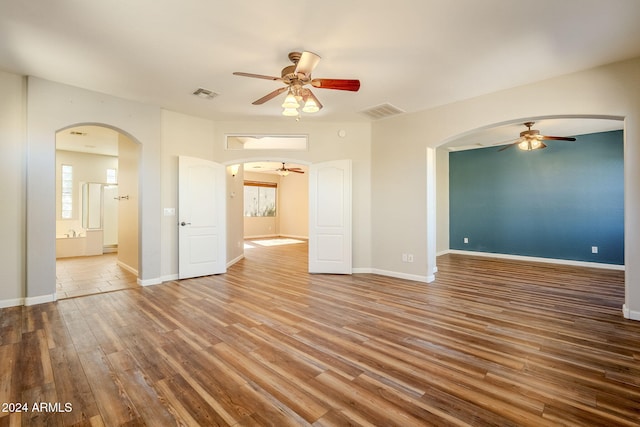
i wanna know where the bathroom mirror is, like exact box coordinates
[82,182,103,229]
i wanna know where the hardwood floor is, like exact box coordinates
[2,242,639,426]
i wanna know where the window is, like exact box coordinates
[226,134,308,151]
[244,181,277,217]
[61,164,73,219]
[106,168,117,184]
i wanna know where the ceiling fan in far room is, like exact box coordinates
[275,162,304,176]
[499,122,577,151]
[233,51,360,118]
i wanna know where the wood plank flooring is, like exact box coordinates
[2,241,639,426]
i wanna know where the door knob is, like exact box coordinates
[180,221,191,226]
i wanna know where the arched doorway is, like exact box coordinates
[54,124,140,298]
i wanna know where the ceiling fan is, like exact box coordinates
[275,162,304,176]
[233,51,360,117]
[499,122,577,151]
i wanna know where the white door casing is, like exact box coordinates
[178,156,226,279]
[308,159,352,274]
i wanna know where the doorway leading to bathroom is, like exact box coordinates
[55,125,140,299]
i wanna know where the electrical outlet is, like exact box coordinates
[407,254,414,263]
[463,237,469,244]
[592,246,598,254]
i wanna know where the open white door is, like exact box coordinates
[309,159,352,274]
[178,156,226,279]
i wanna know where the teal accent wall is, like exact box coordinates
[449,130,624,264]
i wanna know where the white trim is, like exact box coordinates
[138,277,162,287]
[244,234,279,240]
[445,250,625,271]
[160,274,179,282]
[117,260,139,276]
[0,298,25,308]
[371,268,433,283]
[352,267,372,274]
[25,294,56,306]
[279,234,309,240]
[227,254,245,268]
[623,304,640,321]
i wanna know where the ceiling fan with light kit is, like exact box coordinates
[275,162,304,176]
[499,122,577,151]
[233,51,360,118]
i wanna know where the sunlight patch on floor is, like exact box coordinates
[248,238,306,247]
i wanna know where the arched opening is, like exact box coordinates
[54,124,141,298]
[429,115,625,293]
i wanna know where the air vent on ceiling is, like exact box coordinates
[192,87,219,100]
[70,131,87,136]
[359,103,405,120]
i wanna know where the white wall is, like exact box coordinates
[372,57,640,319]
[160,109,216,280]
[279,170,309,239]
[0,71,26,307]
[117,133,140,273]
[226,164,245,266]
[436,147,449,255]
[25,77,161,303]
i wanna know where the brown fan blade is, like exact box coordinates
[295,51,321,77]
[233,72,282,81]
[311,78,361,91]
[540,136,576,141]
[300,88,323,110]
[252,87,288,105]
[289,169,304,174]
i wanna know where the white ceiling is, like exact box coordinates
[3,1,639,145]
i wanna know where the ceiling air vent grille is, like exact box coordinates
[360,103,405,120]
[192,87,219,100]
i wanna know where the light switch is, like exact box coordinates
[164,208,176,216]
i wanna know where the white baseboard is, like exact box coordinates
[138,277,162,287]
[445,250,625,271]
[0,297,24,308]
[623,304,640,321]
[371,268,432,283]
[244,234,279,239]
[278,234,309,240]
[25,294,56,306]
[227,254,244,268]
[160,274,179,283]
[117,260,139,276]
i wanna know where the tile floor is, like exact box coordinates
[56,253,138,299]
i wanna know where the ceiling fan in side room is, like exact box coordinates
[233,51,360,118]
[275,162,304,176]
[499,122,577,151]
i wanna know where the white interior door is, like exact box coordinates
[178,156,226,279]
[309,159,352,274]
